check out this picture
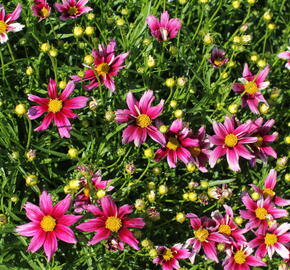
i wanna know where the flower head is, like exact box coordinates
[209,116,257,171]
[153,244,190,270]
[232,63,270,114]
[208,47,229,68]
[31,0,51,22]
[15,191,81,261]
[71,40,129,92]
[54,0,92,21]
[28,79,88,138]
[278,47,290,69]
[146,11,181,41]
[0,4,24,44]
[76,196,145,250]
[115,90,165,146]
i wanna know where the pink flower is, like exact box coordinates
[211,205,247,244]
[250,169,290,207]
[278,47,290,69]
[71,40,129,92]
[208,47,229,68]
[240,193,288,234]
[155,119,199,168]
[54,0,92,21]
[27,79,89,138]
[146,11,181,41]
[76,196,145,250]
[189,126,211,172]
[115,90,165,146]
[209,116,257,171]
[247,118,278,166]
[31,0,51,22]
[153,244,190,270]
[15,191,81,261]
[249,223,290,260]
[223,243,267,270]
[185,214,230,263]
[0,4,24,44]
[232,63,270,114]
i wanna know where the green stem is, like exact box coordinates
[97,156,122,169]
[7,42,15,63]
[0,50,5,82]
[191,8,204,43]
[26,117,32,150]
[136,159,150,182]
[165,86,174,104]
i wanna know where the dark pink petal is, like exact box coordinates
[176,147,191,164]
[55,224,77,244]
[54,3,65,12]
[53,113,72,138]
[76,218,102,232]
[24,202,44,222]
[264,169,276,189]
[203,242,218,263]
[212,121,227,137]
[34,112,53,131]
[59,81,75,100]
[101,196,117,217]
[239,137,258,144]
[155,148,168,161]
[39,191,53,215]
[278,233,290,243]
[61,108,78,119]
[181,138,199,147]
[51,194,71,218]
[48,79,58,99]
[27,230,46,253]
[262,146,277,158]
[168,18,181,39]
[262,133,278,142]
[186,213,201,230]
[167,150,177,168]
[256,244,267,258]
[146,15,160,30]
[241,194,256,211]
[15,222,39,237]
[249,237,263,248]
[274,196,290,207]
[115,109,131,123]
[133,126,146,146]
[64,96,89,109]
[84,204,103,216]
[169,119,183,133]
[256,65,270,84]
[6,4,22,22]
[58,214,82,226]
[147,126,166,145]
[232,83,244,93]
[28,94,49,105]
[160,11,169,26]
[226,148,240,171]
[233,122,250,136]
[118,204,133,218]
[208,135,224,145]
[123,218,145,228]
[103,77,115,92]
[224,116,235,133]
[246,256,267,267]
[43,232,58,261]
[122,125,137,145]
[88,228,110,245]
[126,91,139,115]
[28,106,48,120]
[209,146,226,168]
[118,227,139,250]
[247,98,259,114]
[243,63,253,77]
[274,243,289,259]
[207,232,230,243]
[235,144,253,160]
[146,100,164,119]
[139,90,154,114]
[270,208,288,218]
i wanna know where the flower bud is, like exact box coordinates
[68,148,79,158]
[228,104,238,114]
[158,185,168,195]
[25,174,38,186]
[144,148,154,158]
[96,189,106,199]
[232,1,241,8]
[84,55,94,65]
[147,55,155,68]
[58,81,67,89]
[0,214,7,226]
[174,109,183,118]
[147,190,156,202]
[149,249,158,258]
[235,216,243,225]
[26,66,34,76]
[85,26,94,36]
[73,26,84,37]
[165,78,175,88]
[186,162,196,172]
[15,104,27,116]
[176,212,186,223]
[251,192,260,201]
[105,111,115,121]
[40,42,50,52]
[188,192,197,201]
[68,179,80,190]
[135,199,145,210]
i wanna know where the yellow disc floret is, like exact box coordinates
[105,216,122,232]
[194,228,209,242]
[68,6,78,16]
[40,7,49,17]
[0,20,7,34]
[218,224,232,235]
[255,207,268,220]
[224,133,238,147]
[96,63,110,77]
[254,136,263,147]
[48,99,63,113]
[264,233,278,245]
[263,188,275,198]
[189,146,201,157]
[40,216,56,232]
[166,137,180,150]
[245,81,258,95]
[234,250,246,264]
[163,249,174,261]
[136,114,151,128]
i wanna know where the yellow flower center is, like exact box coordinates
[263,188,275,198]
[234,250,246,265]
[218,224,232,236]
[245,81,258,95]
[189,146,201,157]
[254,136,263,147]
[224,133,238,147]
[96,63,110,77]
[105,216,122,232]
[255,207,268,220]
[264,233,278,246]
[40,7,49,17]
[68,6,78,16]
[136,114,151,128]
[40,215,56,232]
[166,137,180,150]
[163,249,174,261]
[0,20,7,34]
[194,228,209,242]
[214,59,223,66]
[83,186,90,197]
[48,99,63,113]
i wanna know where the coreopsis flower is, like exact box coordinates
[209,116,257,171]
[15,191,81,261]
[211,205,247,244]
[71,40,129,92]
[27,79,89,138]
[115,90,165,146]
[153,244,190,270]
[223,243,267,270]
[76,196,145,250]
[54,0,92,21]
[250,169,290,207]
[155,119,199,168]
[185,214,230,263]
[208,47,229,68]
[247,118,278,166]
[31,0,51,22]
[189,126,211,172]
[232,63,270,114]
[146,11,181,41]
[240,193,288,234]
[0,4,24,44]
[249,223,290,259]
[208,184,232,200]
[278,47,290,69]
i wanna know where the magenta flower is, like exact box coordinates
[247,117,278,166]
[155,119,199,168]
[211,205,247,244]
[15,191,81,261]
[189,126,211,172]
[209,116,257,171]
[208,47,229,68]
[115,90,165,146]
[250,169,290,207]
[249,223,290,260]
[71,41,129,92]
[27,79,89,138]
[232,63,270,114]
[185,213,230,263]
[153,244,190,270]
[223,243,267,270]
[146,11,181,42]
[240,193,288,234]
[76,196,145,250]
[0,4,24,44]
[54,0,92,21]
[278,47,290,69]
[31,0,51,22]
